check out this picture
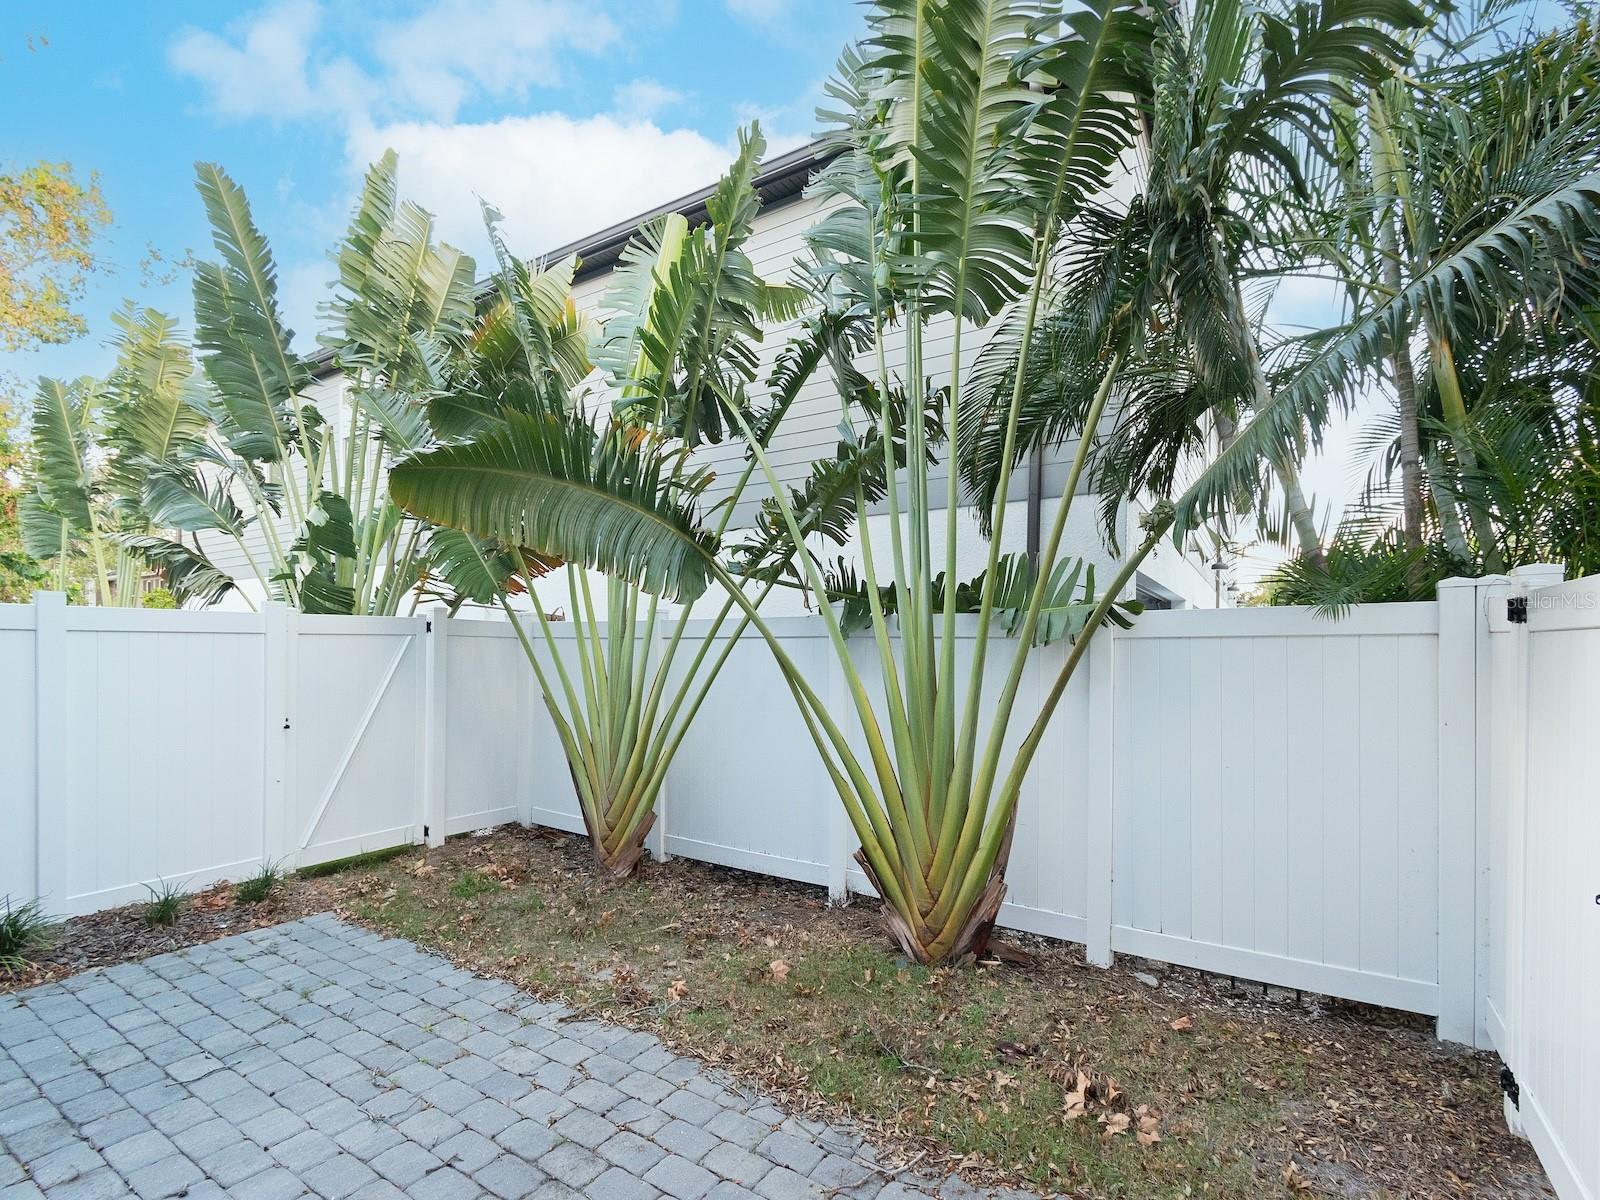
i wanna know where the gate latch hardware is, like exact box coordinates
[1507,596,1528,624]
[1499,1065,1520,1107]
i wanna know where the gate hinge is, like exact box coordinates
[1499,1065,1520,1108]
[282,718,291,731]
[1507,596,1528,624]
[423,825,430,839]
[426,619,433,633]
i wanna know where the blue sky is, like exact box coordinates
[1,0,860,387]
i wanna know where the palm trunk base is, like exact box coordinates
[583,810,656,881]
[852,849,1009,965]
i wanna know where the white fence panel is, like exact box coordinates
[289,615,426,868]
[438,619,531,837]
[0,606,38,904]
[1108,604,1442,1012]
[1496,575,1600,1200]
[665,619,836,887]
[47,604,265,915]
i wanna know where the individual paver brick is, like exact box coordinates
[599,1130,667,1176]
[270,1127,342,1169]
[394,1107,464,1150]
[567,1078,627,1114]
[497,1118,560,1162]
[645,1153,719,1200]
[434,1127,502,1174]
[754,1167,827,1200]
[101,1129,176,1174]
[655,1119,720,1162]
[614,1068,672,1107]
[705,1184,763,1200]
[537,1142,608,1189]
[199,1141,278,1187]
[124,1152,205,1199]
[553,1107,617,1149]
[702,1142,773,1187]
[706,1110,771,1149]
[420,1077,483,1115]
[336,1117,406,1162]
[405,1165,477,1200]
[23,1140,102,1189]
[475,1152,548,1200]
[229,1165,307,1200]
[459,1096,521,1138]
[40,1167,127,1200]
[301,1152,380,1200]
[660,1090,722,1126]
[755,1132,826,1176]
[240,1106,311,1149]
[588,1164,666,1200]
[809,1154,874,1190]
[369,1140,441,1187]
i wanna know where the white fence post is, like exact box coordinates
[34,593,69,912]
[1085,625,1116,967]
[262,601,291,867]
[1437,574,1521,1044]
[422,606,449,849]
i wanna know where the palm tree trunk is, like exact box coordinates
[1428,328,1504,572]
[1273,454,1325,568]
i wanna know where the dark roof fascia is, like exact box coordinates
[308,138,838,380]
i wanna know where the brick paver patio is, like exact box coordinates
[0,915,1014,1200]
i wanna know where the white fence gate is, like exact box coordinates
[1486,570,1600,1200]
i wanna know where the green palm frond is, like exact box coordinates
[390,408,719,603]
[120,535,236,607]
[140,471,246,536]
[103,305,207,500]
[27,377,98,532]
[191,162,310,463]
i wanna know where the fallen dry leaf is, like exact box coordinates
[1100,1112,1131,1138]
[768,959,791,984]
[1282,1159,1312,1193]
[667,978,689,1002]
[1134,1104,1161,1147]
[1169,1015,1194,1032]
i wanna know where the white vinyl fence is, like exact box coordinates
[3,572,1591,1195]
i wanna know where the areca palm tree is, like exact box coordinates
[1331,8,1600,577]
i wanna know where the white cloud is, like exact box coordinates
[168,1,371,122]
[725,0,795,28]
[345,114,733,262]
[170,0,610,126]
[611,79,685,123]
[372,0,616,121]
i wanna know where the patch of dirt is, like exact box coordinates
[1,826,1552,1200]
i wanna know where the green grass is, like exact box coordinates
[295,844,413,878]
[141,879,185,927]
[450,869,499,900]
[0,896,55,976]
[234,862,283,904]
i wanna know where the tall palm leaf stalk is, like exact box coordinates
[392,127,871,878]
[19,153,497,612]
[700,0,1438,963]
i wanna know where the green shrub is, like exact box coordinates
[0,896,55,975]
[141,588,177,610]
[234,862,281,904]
[142,879,185,927]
